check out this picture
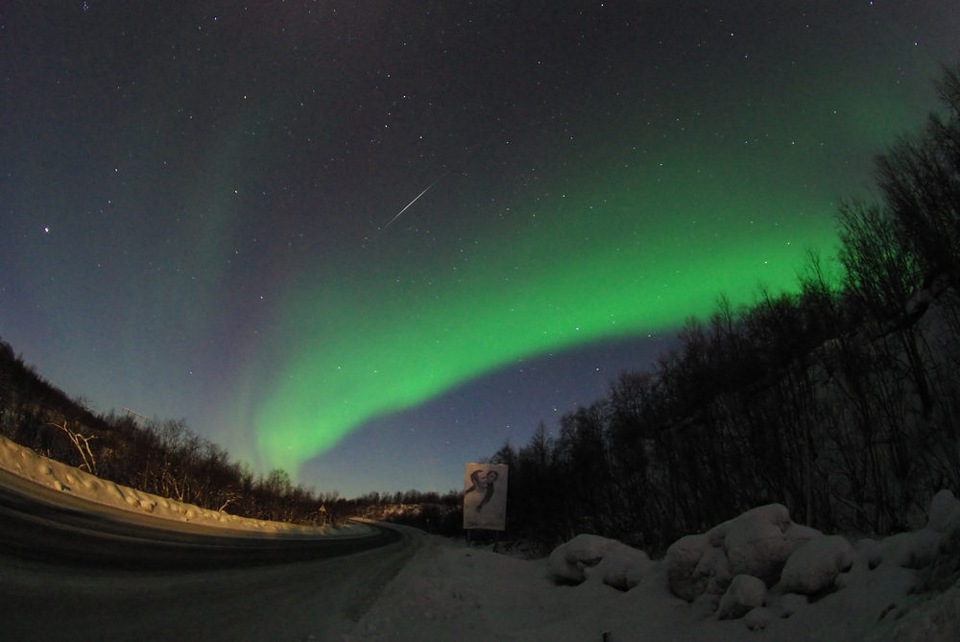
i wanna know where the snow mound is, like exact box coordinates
[592,540,654,590]
[664,533,717,601]
[779,534,855,595]
[927,489,960,553]
[880,529,942,569]
[718,574,767,620]
[856,537,884,569]
[547,533,651,590]
[720,504,821,584]
[873,584,960,642]
[663,492,960,627]
[665,503,820,602]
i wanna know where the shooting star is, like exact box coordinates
[381,181,436,231]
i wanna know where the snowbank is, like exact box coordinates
[6,429,960,641]
[664,503,820,602]
[502,495,959,640]
[779,534,855,595]
[0,434,365,537]
[546,533,653,590]
[658,495,960,636]
[353,492,960,641]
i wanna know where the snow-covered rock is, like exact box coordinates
[665,533,714,601]
[547,534,650,590]
[665,503,820,601]
[698,545,733,596]
[593,541,653,590]
[926,490,960,532]
[717,574,767,620]
[779,534,855,595]
[768,592,809,619]
[879,529,942,569]
[744,606,775,631]
[927,489,960,553]
[856,537,883,570]
[720,504,820,585]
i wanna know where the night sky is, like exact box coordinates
[2,1,959,497]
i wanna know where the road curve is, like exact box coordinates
[0,468,399,569]
[0,471,420,640]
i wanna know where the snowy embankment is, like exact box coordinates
[3,432,959,640]
[0,434,367,537]
[353,496,960,641]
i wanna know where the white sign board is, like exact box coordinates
[463,463,508,531]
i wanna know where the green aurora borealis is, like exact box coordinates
[244,5,949,476]
[252,70,912,474]
[254,150,842,473]
[4,1,959,495]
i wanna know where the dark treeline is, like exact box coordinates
[486,66,960,556]
[0,338,463,529]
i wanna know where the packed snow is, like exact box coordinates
[3,434,960,640]
[0,434,365,536]
[353,497,960,641]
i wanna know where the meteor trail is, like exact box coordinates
[381,181,436,231]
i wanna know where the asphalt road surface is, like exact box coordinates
[0,471,418,641]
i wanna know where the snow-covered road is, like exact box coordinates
[0,531,419,641]
[0,439,421,641]
[2,436,960,641]
[0,476,420,641]
[0,468,399,570]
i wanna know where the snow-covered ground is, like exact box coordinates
[0,433,364,537]
[2,434,959,641]
[351,508,960,642]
